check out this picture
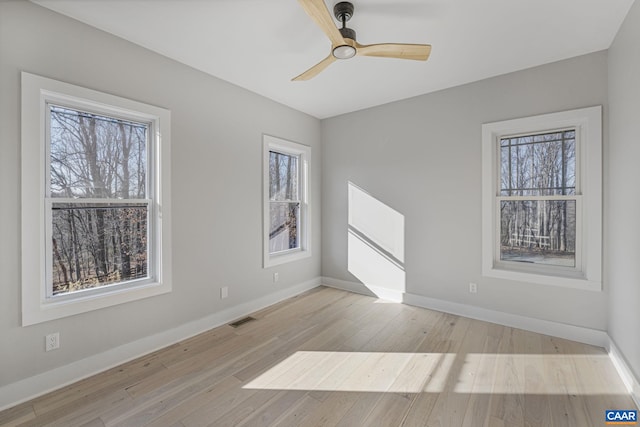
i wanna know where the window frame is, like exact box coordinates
[45,104,154,300]
[21,72,172,325]
[262,134,311,268]
[481,106,602,291]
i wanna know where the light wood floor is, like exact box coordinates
[0,286,636,427]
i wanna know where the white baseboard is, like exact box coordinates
[322,276,608,347]
[321,276,381,298]
[608,338,640,409]
[0,277,322,412]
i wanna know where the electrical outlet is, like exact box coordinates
[46,332,60,352]
[273,272,279,283]
[220,287,228,299]
[469,282,478,294]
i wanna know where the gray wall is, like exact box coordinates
[0,1,321,387]
[2,0,636,399]
[321,51,609,330]
[608,0,640,380]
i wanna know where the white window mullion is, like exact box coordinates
[496,195,578,202]
[49,197,152,205]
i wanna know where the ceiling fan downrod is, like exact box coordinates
[334,1,356,41]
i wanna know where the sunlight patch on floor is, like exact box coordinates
[244,351,623,395]
[455,353,618,394]
[243,351,452,393]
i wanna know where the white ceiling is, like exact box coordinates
[33,0,635,119]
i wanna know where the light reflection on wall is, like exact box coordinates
[347,182,406,299]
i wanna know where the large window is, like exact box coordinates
[22,72,172,325]
[482,107,601,290]
[263,135,311,267]
[48,106,151,296]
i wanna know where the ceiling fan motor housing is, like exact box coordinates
[339,27,356,41]
[333,2,354,22]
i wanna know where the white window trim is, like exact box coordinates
[21,72,172,326]
[481,106,602,291]
[263,134,311,268]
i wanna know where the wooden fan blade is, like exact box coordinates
[356,42,432,61]
[297,0,345,47]
[292,54,336,81]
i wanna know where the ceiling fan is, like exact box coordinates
[293,0,432,81]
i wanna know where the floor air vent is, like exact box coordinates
[229,316,256,328]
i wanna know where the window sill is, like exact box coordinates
[22,280,171,326]
[264,249,311,268]
[482,265,601,291]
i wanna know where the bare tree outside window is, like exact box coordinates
[268,151,300,253]
[49,105,149,295]
[499,130,577,267]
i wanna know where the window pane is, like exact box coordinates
[500,200,576,267]
[51,203,148,295]
[269,151,298,201]
[49,105,148,199]
[269,202,299,253]
[500,130,576,196]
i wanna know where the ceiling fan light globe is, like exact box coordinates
[332,45,356,60]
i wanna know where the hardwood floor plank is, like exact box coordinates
[158,327,238,368]
[29,363,135,416]
[521,331,552,427]
[249,287,326,321]
[199,388,282,427]
[487,327,526,427]
[461,334,501,427]
[541,335,590,427]
[0,402,36,427]
[295,392,361,427]
[231,323,326,383]
[269,394,323,427]
[24,389,131,427]
[78,417,106,427]
[142,375,243,427]
[334,303,406,352]
[361,392,415,427]
[177,380,265,427]
[424,317,475,427]
[400,392,440,427]
[235,390,308,427]
[123,330,270,399]
[334,392,384,427]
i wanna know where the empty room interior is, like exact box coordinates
[1,0,640,425]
